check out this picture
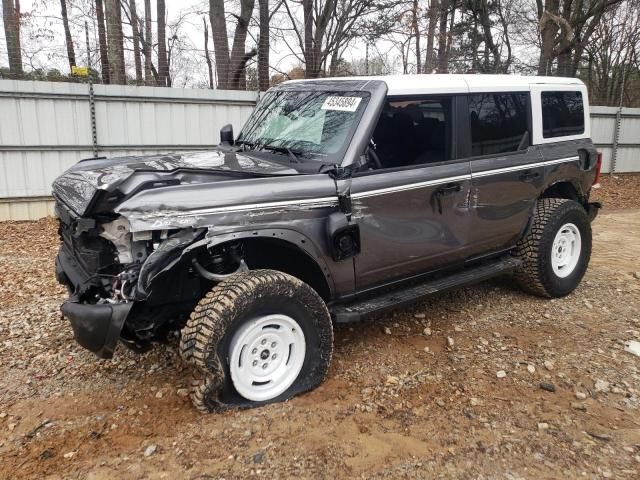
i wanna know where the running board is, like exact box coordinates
[331,256,521,323]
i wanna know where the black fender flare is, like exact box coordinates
[205,228,336,297]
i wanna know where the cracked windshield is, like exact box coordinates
[237,90,369,161]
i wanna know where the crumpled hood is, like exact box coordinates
[52,149,299,216]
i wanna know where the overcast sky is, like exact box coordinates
[0,0,386,86]
[1,1,536,87]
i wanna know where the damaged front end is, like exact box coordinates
[55,203,247,359]
[51,149,303,358]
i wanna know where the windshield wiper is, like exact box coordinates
[235,139,255,151]
[260,144,302,164]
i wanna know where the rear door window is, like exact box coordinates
[468,93,529,156]
[541,91,584,138]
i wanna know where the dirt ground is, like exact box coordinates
[1,175,639,479]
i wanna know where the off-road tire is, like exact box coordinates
[179,269,333,413]
[514,198,592,298]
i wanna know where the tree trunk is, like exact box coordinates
[203,17,214,89]
[95,0,110,83]
[157,0,170,86]
[104,0,126,84]
[3,0,23,76]
[424,0,438,73]
[412,0,421,73]
[209,0,230,88]
[228,0,256,88]
[60,0,76,71]
[303,0,315,77]
[496,0,512,72]
[258,0,270,90]
[209,0,255,89]
[445,2,456,67]
[143,0,152,84]
[538,0,560,75]
[477,0,500,71]
[129,0,143,84]
[437,0,449,73]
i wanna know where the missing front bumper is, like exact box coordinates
[61,301,133,359]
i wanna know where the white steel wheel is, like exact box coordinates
[551,223,582,278]
[228,314,306,402]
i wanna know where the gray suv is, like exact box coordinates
[53,75,602,411]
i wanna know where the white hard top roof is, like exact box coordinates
[286,74,585,96]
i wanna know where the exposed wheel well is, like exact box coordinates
[230,238,332,301]
[540,181,582,203]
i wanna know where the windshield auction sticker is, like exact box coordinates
[321,96,362,112]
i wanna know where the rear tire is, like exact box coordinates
[514,198,592,298]
[179,270,333,412]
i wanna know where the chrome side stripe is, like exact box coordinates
[351,156,579,199]
[351,174,472,199]
[471,156,578,178]
[122,196,339,219]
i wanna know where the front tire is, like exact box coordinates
[179,270,333,412]
[514,198,592,298]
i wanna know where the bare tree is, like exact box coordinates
[411,0,421,73]
[157,0,170,86]
[203,17,214,89]
[258,0,270,90]
[129,0,143,84]
[144,0,152,84]
[437,0,450,72]
[60,0,76,71]
[3,0,23,76]
[537,0,624,76]
[209,0,256,89]
[584,1,640,106]
[104,0,126,83]
[95,0,111,83]
[424,0,438,72]
[282,0,391,78]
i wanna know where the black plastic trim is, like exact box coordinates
[61,301,133,359]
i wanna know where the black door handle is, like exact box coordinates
[520,171,540,182]
[433,183,462,214]
[436,184,462,196]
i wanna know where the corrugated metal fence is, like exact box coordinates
[0,79,258,220]
[0,79,638,220]
[590,106,640,174]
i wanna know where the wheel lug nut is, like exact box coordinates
[271,342,276,348]
[252,348,257,354]
[262,363,268,369]
[272,354,277,359]
[252,360,258,366]
[261,339,266,345]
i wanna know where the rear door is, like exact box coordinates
[349,95,473,290]
[464,91,546,255]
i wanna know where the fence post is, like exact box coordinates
[85,21,99,158]
[611,108,621,174]
[611,64,628,174]
[88,82,98,157]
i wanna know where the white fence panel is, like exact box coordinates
[590,106,640,173]
[0,79,257,205]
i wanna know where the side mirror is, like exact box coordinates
[220,124,234,146]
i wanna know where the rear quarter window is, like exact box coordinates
[541,91,584,138]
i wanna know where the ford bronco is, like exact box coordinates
[53,75,602,411]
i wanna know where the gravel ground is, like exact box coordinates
[592,173,640,210]
[1,176,639,479]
